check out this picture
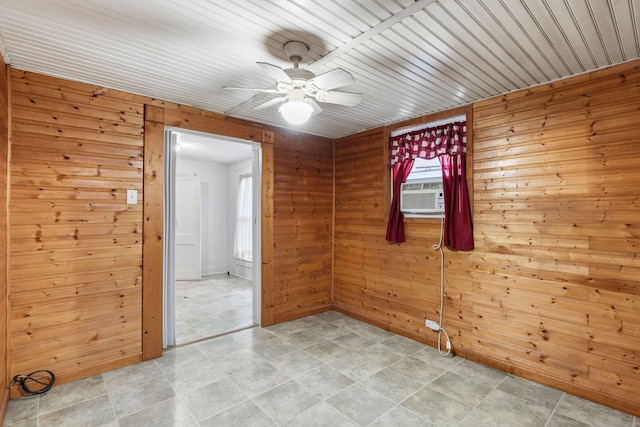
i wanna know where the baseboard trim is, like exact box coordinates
[272,304,332,324]
[464,349,640,418]
[332,305,441,350]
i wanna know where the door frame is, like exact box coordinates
[142,105,274,360]
[162,127,261,348]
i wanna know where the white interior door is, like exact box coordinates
[175,174,201,280]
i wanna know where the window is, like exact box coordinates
[233,175,252,261]
[387,114,471,245]
[406,157,441,182]
[390,115,465,218]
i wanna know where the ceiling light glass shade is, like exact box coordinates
[279,99,313,125]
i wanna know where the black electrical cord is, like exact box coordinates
[13,370,55,395]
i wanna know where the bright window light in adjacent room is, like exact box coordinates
[234,174,252,261]
[279,99,313,125]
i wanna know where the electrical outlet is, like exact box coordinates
[425,319,440,331]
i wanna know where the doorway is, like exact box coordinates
[162,129,261,348]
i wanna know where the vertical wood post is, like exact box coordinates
[260,131,275,326]
[142,105,165,360]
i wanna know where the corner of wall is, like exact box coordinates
[0,58,9,424]
[0,388,8,425]
[330,137,336,307]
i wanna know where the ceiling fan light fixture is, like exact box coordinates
[279,99,313,125]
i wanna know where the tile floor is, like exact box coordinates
[4,311,638,426]
[175,273,255,345]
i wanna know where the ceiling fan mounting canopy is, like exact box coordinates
[283,41,309,64]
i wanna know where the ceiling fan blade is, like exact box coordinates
[315,90,362,106]
[225,92,273,116]
[308,99,323,115]
[252,95,288,110]
[222,86,281,93]
[310,68,355,90]
[257,62,292,83]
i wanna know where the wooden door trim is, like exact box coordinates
[142,107,274,359]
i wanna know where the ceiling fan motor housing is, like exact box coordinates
[285,68,315,81]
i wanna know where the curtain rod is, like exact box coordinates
[390,114,466,137]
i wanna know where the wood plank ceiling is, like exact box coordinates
[0,0,638,139]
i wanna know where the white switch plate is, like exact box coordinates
[126,189,137,205]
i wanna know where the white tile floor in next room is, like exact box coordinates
[4,311,638,427]
[174,273,255,345]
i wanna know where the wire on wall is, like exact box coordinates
[432,214,452,356]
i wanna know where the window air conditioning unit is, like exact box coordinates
[400,179,444,214]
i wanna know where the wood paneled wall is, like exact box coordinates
[333,60,640,415]
[270,130,333,324]
[8,70,145,390]
[333,110,472,347]
[0,59,9,409]
[468,61,640,414]
[4,69,333,396]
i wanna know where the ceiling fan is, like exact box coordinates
[224,41,362,125]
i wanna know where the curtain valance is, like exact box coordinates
[389,121,467,166]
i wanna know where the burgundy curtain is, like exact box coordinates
[440,154,474,250]
[386,159,414,243]
[386,121,473,249]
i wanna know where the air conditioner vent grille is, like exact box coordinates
[400,179,444,214]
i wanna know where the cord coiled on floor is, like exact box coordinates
[13,370,55,395]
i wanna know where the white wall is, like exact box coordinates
[176,158,229,276]
[227,158,253,279]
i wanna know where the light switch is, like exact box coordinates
[126,189,137,205]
